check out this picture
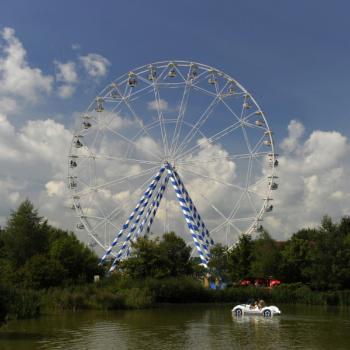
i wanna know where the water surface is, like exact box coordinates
[1,304,349,349]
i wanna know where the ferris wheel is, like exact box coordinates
[67,60,278,270]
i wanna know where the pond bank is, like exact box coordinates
[5,277,350,323]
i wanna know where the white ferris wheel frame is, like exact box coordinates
[67,60,278,255]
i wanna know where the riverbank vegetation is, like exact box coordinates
[1,201,350,323]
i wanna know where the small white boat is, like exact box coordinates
[232,303,281,317]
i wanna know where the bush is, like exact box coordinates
[145,276,210,303]
[117,287,154,309]
[8,289,41,319]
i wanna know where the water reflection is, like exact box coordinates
[1,304,350,350]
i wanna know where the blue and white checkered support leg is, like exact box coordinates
[172,169,213,261]
[109,172,164,272]
[125,175,170,257]
[100,166,165,265]
[173,169,215,248]
[146,175,169,234]
[166,163,208,267]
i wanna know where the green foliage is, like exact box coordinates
[2,199,350,322]
[250,231,282,278]
[117,287,154,309]
[0,286,10,325]
[18,254,66,289]
[121,232,193,279]
[7,289,41,319]
[280,233,313,283]
[49,233,101,283]
[208,244,230,278]
[287,216,350,290]
[209,217,350,292]
[145,276,210,303]
[0,200,104,321]
[227,234,253,281]
[0,200,101,291]
[1,200,49,267]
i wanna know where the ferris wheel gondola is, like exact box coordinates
[67,60,278,267]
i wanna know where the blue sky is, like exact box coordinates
[0,0,349,241]
[1,0,350,137]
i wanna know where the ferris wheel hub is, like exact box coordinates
[68,60,278,265]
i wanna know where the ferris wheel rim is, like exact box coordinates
[68,60,278,250]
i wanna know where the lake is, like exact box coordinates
[1,304,349,349]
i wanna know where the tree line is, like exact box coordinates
[1,200,350,323]
[209,216,350,290]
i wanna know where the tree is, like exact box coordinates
[2,200,50,267]
[227,234,253,281]
[159,232,193,276]
[280,230,315,283]
[49,233,100,283]
[250,231,282,278]
[207,243,231,282]
[121,233,193,279]
[18,254,66,289]
[303,216,350,290]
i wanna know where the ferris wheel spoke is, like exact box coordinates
[168,64,187,82]
[69,61,277,252]
[177,151,269,166]
[178,164,251,194]
[128,87,155,103]
[191,84,217,98]
[249,175,269,190]
[151,82,169,156]
[242,156,261,216]
[74,176,90,191]
[242,126,253,153]
[210,220,229,235]
[174,81,229,156]
[220,98,269,133]
[226,190,245,221]
[73,127,102,165]
[246,191,259,216]
[78,214,107,221]
[230,216,260,223]
[88,171,160,235]
[220,98,245,123]
[240,94,249,120]
[91,193,108,220]
[157,64,172,81]
[175,120,243,161]
[75,165,160,197]
[190,67,212,83]
[104,96,125,113]
[118,89,162,156]
[198,192,242,236]
[83,153,160,165]
[170,73,193,156]
[104,124,162,161]
[251,133,267,154]
[91,216,121,237]
[244,155,253,189]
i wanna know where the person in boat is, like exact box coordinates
[250,300,258,309]
[258,299,265,309]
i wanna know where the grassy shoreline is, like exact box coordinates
[5,279,350,322]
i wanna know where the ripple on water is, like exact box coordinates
[1,305,350,350]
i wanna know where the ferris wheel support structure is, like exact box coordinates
[67,60,279,269]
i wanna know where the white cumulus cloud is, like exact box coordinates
[148,99,169,111]
[0,113,73,228]
[54,60,78,98]
[0,27,53,103]
[264,120,350,239]
[79,53,110,79]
